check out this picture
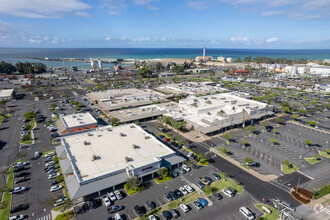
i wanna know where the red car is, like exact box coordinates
[165,138,170,142]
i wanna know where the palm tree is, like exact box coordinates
[231,106,236,129]
[242,109,246,128]
[217,109,226,132]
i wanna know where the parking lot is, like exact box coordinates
[73,164,265,220]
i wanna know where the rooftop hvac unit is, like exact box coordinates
[92,155,98,161]
[125,156,130,163]
[107,128,112,132]
[133,144,139,149]
[145,136,151,139]
[130,125,135,128]
[84,141,89,145]
[88,133,93,136]
[120,133,125,137]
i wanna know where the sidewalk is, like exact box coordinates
[307,194,330,208]
[209,147,278,182]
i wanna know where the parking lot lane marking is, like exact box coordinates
[232,213,240,220]
[127,214,132,220]
[227,215,233,220]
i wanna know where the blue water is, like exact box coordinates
[0,48,329,69]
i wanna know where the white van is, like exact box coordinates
[239,206,255,220]
[114,213,122,220]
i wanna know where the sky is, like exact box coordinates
[0,0,330,49]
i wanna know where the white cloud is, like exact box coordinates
[187,1,208,10]
[101,0,127,15]
[261,10,284,16]
[0,0,91,18]
[266,37,280,43]
[104,36,111,41]
[133,0,159,10]
[219,0,330,20]
[74,11,91,18]
[230,37,250,42]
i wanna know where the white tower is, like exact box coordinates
[98,59,103,70]
[90,58,95,68]
[203,47,206,62]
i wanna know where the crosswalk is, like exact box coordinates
[269,180,292,193]
[319,206,330,215]
[35,214,52,220]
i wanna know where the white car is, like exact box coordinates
[13,162,27,168]
[45,152,55,157]
[179,186,188,195]
[48,172,61,179]
[222,188,234,198]
[10,187,26,194]
[108,192,117,201]
[187,152,194,158]
[102,196,111,207]
[148,215,157,220]
[50,185,63,192]
[45,161,55,167]
[180,204,189,213]
[182,164,191,172]
[114,213,122,220]
[184,185,194,193]
[54,197,67,206]
[9,215,25,220]
[114,190,122,200]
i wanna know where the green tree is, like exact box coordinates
[291,114,299,120]
[304,140,312,146]
[125,177,140,190]
[261,121,270,127]
[313,155,319,160]
[171,65,184,74]
[308,121,317,127]
[110,117,119,126]
[137,67,152,78]
[0,100,7,114]
[24,111,37,120]
[197,153,207,162]
[155,62,163,72]
[282,160,290,166]
[246,125,256,133]
[157,167,168,177]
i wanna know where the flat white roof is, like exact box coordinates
[60,112,97,129]
[0,89,14,98]
[156,82,227,95]
[62,124,175,182]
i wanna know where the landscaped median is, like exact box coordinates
[304,157,321,165]
[0,159,26,220]
[202,173,244,196]
[254,203,280,220]
[281,160,299,174]
[137,191,199,220]
[54,210,74,220]
[20,119,36,145]
[318,150,330,158]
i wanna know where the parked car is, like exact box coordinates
[10,204,29,213]
[134,205,144,217]
[222,188,234,198]
[54,197,67,207]
[10,187,26,194]
[48,173,60,179]
[184,185,194,193]
[15,176,29,184]
[108,192,117,202]
[114,190,122,200]
[45,161,55,167]
[179,186,188,195]
[50,185,63,192]
[146,200,156,210]
[170,209,179,218]
[162,210,172,220]
[174,189,183,198]
[178,167,186,174]
[193,201,203,210]
[102,196,111,207]
[14,172,29,178]
[51,180,59,186]
[182,164,191,172]
[163,193,172,202]
[281,201,296,212]
[211,172,220,180]
[148,215,157,220]
[180,203,189,212]
[47,169,58,174]
[239,206,255,220]
[195,180,205,189]
[45,152,55,157]
[170,171,178,178]
[204,177,212,184]
[18,145,29,149]
[169,191,178,200]
[9,215,27,220]
[198,177,210,186]
[108,205,124,213]
[12,162,27,168]
[212,192,223,200]
[198,198,208,206]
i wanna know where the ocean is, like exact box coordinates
[0,48,330,69]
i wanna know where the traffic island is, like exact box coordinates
[254,203,280,220]
[202,173,244,196]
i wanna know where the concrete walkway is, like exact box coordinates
[307,193,330,208]
[209,147,278,182]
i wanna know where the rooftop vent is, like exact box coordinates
[130,125,135,128]
[125,156,130,163]
[92,155,100,161]
[145,136,151,139]
[88,133,93,136]
[107,128,112,132]
[84,141,89,145]
[120,133,126,137]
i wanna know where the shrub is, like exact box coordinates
[314,184,330,199]
[54,210,74,220]
[288,164,293,169]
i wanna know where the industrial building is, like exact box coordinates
[0,89,14,100]
[164,93,273,135]
[85,89,172,112]
[55,124,184,203]
[55,112,98,134]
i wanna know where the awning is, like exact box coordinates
[163,155,185,166]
